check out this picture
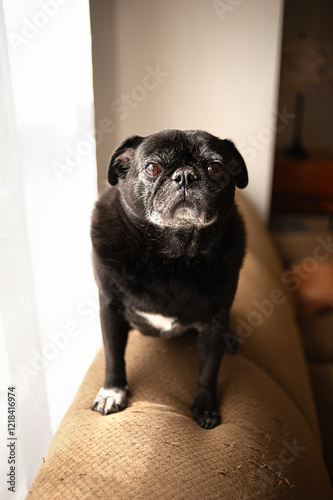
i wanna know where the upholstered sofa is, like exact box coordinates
[27,193,333,499]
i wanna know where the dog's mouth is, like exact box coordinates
[172,200,197,217]
[149,195,217,228]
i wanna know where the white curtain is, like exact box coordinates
[0,1,101,497]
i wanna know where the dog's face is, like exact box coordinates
[108,130,248,228]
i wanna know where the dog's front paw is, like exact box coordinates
[191,389,221,429]
[192,404,221,429]
[92,386,128,415]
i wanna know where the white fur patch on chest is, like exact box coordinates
[135,310,178,332]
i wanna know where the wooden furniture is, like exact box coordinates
[271,152,333,212]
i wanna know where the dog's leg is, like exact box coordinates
[192,321,227,429]
[92,299,130,415]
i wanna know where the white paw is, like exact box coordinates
[92,387,128,415]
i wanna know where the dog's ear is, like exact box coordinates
[223,139,248,189]
[108,135,144,186]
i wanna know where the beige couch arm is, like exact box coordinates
[27,194,332,499]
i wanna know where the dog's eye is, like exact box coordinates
[207,162,223,178]
[145,163,162,177]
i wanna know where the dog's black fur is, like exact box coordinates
[91,129,248,429]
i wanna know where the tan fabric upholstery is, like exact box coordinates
[27,194,333,499]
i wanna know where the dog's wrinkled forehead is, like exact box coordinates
[136,130,221,164]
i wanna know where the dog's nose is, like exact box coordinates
[171,169,198,188]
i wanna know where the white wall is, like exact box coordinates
[91,0,284,219]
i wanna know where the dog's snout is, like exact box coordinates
[171,169,198,189]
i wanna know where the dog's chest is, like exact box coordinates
[123,260,222,337]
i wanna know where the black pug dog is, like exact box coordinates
[91,129,248,429]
